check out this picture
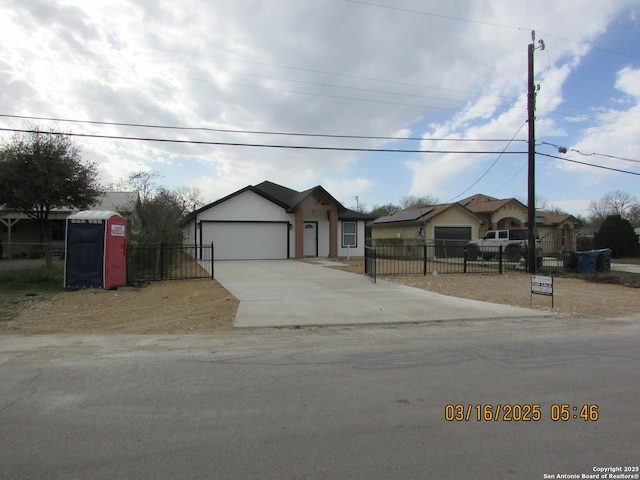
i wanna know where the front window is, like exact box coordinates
[342,221,357,247]
[51,220,65,241]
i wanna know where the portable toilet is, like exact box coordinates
[64,211,127,290]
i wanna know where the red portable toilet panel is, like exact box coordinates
[104,215,127,289]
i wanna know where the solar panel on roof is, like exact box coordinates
[376,207,433,223]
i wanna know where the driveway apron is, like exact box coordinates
[212,260,549,328]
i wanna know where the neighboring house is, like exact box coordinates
[457,194,527,235]
[370,202,485,247]
[370,193,581,255]
[0,191,139,258]
[182,181,372,260]
[535,212,582,253]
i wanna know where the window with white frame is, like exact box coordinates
[342,221,357,247]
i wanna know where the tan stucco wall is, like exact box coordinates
[423,208,482,238]
[487,203,526,233]
[371,207,484,242]
[537,221,577,253]
[371,223,421,242]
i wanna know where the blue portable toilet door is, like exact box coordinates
[65,221,105,289]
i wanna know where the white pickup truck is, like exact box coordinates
[466,229,542,263]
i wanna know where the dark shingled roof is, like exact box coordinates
[184,180,374,223]
[252,181,299,208]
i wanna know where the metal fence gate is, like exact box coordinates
[127,243,214,284]
[365,241,535,276]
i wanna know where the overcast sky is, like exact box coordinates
[1,0,639,216]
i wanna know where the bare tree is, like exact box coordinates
[116,171,203,244]
[589,191,639,228]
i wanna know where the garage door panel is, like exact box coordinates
[434,227,472,241]
[434,227,471,257]
[203,222,287,260]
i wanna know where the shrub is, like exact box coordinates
[595,215,639,258]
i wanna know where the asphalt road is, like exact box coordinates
[1,317,639,480]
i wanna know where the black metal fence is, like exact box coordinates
[127,243,213,284]
[366,240,538,276]
[364,245,376,282]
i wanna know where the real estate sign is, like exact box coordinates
[531,275,554,308]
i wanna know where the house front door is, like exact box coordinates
[303,222,317,257]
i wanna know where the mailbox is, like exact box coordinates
[64,211,127,290]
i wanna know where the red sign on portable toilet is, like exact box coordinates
[64,211,127,290]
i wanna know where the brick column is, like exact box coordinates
[295,209,304,259]
[329,206,338,258]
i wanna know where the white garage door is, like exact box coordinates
[203,222,288,260]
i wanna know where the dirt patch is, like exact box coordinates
[333,259,640,320]
[1,260,638,335]
[1,279,238,335]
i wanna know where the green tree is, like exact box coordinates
[595,215,639,258]
[0,129,102,265]
[399,194,439,209]
[368,203,401,219]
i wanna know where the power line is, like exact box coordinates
[538,152,640,176]
[539,141,640,165]
[445,121,528,202]
[3,126,637,176]
[346,0,640,61]
[492,161,527,196]
[0,127,529,154]
[346,0,526,31]
[0,31,520,105]
[0,114,526,143]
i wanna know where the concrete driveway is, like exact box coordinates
[212,260,549,328]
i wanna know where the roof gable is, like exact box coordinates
[458,194,526,214]
[538,212,582,226]
[288,185,348,213]
[185,180,356,223]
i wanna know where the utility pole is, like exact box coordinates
[528,32,544,274]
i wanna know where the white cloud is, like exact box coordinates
[0,0,638,214]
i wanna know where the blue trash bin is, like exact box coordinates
[595,248,611,273]
[575,251,598,274]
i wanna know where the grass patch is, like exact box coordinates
[0,265,64,290]
[0,265,64,323]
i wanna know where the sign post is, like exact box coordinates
[531,275,554,308]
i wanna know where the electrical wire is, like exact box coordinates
[0,32,520,107]
[445,121,528,202]
[492,161,527,196]
[346,0,640,61]
[346,0,526,31]
[537,152,640,176]
[539,141,640,165]
[0,114,526,143]
[0,127,529,154]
